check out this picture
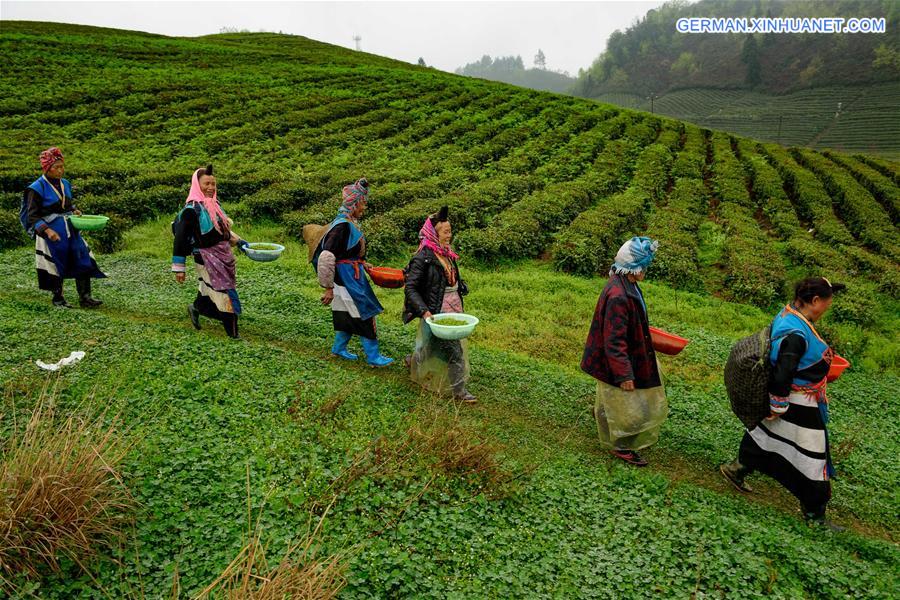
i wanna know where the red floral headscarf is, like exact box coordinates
[40,147,64,172]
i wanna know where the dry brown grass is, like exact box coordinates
[192,531,348,600]
[193,471,348,600]
[0,385,133,583]
[405,404,518,496]
[287,381,354,427]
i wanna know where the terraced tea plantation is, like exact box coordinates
[589,83,900,159]
[0,22,898,598]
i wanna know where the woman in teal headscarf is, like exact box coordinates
[314,178,394,367]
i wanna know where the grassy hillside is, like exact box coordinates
[2,222,898,597]
[0,21,898,598]
[1,22,897,328]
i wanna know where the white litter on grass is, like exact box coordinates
[36,351,86,371]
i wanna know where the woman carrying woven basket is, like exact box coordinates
[402,206,475,403]
[721,277,845,530]
[581,237,667,466]
[312,178,393,367]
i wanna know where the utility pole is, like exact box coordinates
[777,115,783,145]
[353,35,362,51]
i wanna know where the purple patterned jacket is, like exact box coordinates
[581,274,661,389]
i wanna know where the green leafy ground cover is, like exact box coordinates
[0,21,898,598]
[1,220,897,598]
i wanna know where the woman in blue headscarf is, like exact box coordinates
[581,236,667,466]
[314,178,394,367]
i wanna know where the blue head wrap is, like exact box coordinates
[611,236,659,275]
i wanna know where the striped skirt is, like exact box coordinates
[739,390,832,513]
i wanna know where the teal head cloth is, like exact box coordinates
[611,236,659,275]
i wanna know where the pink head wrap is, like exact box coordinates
[187,167,229,235]
[417,210,459,261]
[40,147,64,172]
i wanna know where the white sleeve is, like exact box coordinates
[317,251,336,288]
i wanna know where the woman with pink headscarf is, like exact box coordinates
[402,206,475,403]
[22,147,105,307]
[172,164,250,339]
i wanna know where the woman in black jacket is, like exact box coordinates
[403,207,476,403]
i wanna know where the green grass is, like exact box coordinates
[1,218,897,597]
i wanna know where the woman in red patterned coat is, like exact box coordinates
[581,237,667,466]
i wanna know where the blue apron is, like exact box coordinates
[321,215,383,321]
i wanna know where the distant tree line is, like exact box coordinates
[455,52,575,94]
[573,0,900,98]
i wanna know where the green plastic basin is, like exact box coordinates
[68,215,109,231]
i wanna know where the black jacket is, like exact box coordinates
[172,202,232,261]
[403,247,468,324]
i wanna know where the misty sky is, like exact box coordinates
[1,1,667,75]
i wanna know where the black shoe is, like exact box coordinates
[79,296,103,308]
[75,279,101,308]
[187,304,201,330]
[612,449,648,467]
[52,295,71,308]
[224,320,241,340]
[455,390,478,404]
[805,514,845,532]
[720,461,753,493]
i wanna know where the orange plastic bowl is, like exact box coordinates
[649,326,690,356]
[366,266,405,289]
[827,355,850,382]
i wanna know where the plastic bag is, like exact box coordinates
[36,351,86,371]
[409,320,470,396]
[594,372,668,450]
